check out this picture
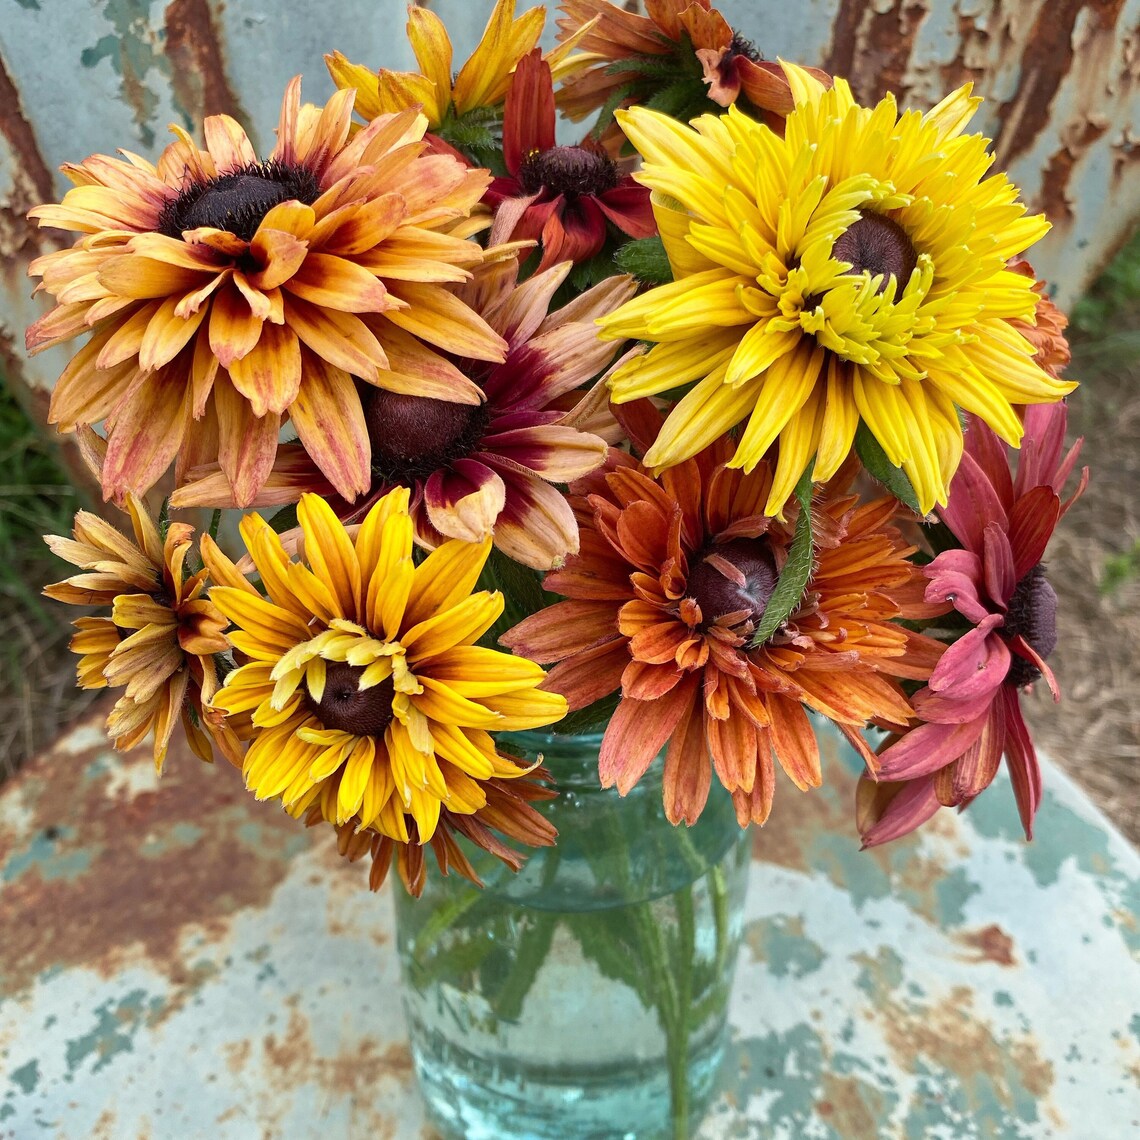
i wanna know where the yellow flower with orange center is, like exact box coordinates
[26,78,506,507]
[204,490,567,895]
[44,497,229,770]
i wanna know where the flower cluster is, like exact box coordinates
[34,0,1082,894]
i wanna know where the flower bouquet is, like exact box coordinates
[27,1,1085,1137]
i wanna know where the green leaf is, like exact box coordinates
[551,692,621,737]
[854,422,922,514]
[268,502,299,535]
[749,465,815,647]
[614,236,673,285]
[644,77,709,120]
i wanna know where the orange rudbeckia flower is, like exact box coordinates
[27,78,505,506]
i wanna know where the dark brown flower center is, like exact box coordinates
[364,390,491,484]
[305,661,395,737]
[517,145,621,199]
[725,32,763,65]
[1003,564,1057,688]
[832,210,918,295]
[687,537,778,627]
[159,160,321,242]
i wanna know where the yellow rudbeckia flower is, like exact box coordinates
[328,0,587,130]
[204,489,567,895]
[599,63,1077,516]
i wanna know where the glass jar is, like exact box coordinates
[394,730,751,1140]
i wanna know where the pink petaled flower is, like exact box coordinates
[859,402,1088,847]
[174,256,637,571]
[485,49,656,273]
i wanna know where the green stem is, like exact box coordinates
[669,880,697,1140]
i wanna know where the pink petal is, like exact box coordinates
[1014,402,1068,497]
[982,521,1016,606]
[953,697,1005,802]
[1007,485,1061,580]
[1008,634,1061,702]
[477,424,607,482]
[963,415,1014,512]
[596,184,657,239]
[939,450,1008,556]
[424,459,506,543]
[876,715,989,781]
[913,685,999,725]
[928,618,1009,699]
[859,775,942,848]
[1000,684,1041,840]
[924,550,991,623]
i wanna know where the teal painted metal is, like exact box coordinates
[1,707,1138,1137]
[1,0,1138,400]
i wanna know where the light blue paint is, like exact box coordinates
[1,829,92,883]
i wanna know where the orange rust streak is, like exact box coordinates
[0,697,301,998]
[823,0,928,103]
[996,0,1129,168]
[164,0,247,125]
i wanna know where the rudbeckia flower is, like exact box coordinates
[203,490,567,896]
[554,0,824,125]
[503,413,942,827]
[598,65,1078,517]
[174,257,638,571]
[44,496,229,770]
[858,402,1088,846]
[486,50,656,273]
[327,0,588,150]
[26,78,505,506]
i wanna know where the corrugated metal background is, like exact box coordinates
[1,0,1137,404]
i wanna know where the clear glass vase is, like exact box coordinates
[393,729,751,1140]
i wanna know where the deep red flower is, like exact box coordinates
[485,49,656,274]
[859,402,1088,846]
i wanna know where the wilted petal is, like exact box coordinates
[424,459,506,543]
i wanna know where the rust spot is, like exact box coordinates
[824,0,929,103]
[995,0,1128,168]
[259,1008,412,1135]
[815,1072,887,1136]
[164,0,248,125]
[223,1038,252,1075]
[0,48,55,259]
[0,699,306,997]
[860,973,1058,1114]
[957,922,1017,966]
[1039,117,1110,222]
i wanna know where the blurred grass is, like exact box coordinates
[0,377,93,780]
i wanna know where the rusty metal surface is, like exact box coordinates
[0,0,1138,406]
[1,704,1137,1138]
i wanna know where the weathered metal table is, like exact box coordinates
[2,705,1138,1138]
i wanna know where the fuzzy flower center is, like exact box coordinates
[306,661,395,737]
[1003,564,1058,687]
[518,146,621,199]
[687,537,778,627]
[365,391,490,483]
[832,210,918,295]
[159,161,321,242]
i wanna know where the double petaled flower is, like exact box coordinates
[44,497,228,770]
[174,257,637,571]
[204,490,567,895]
[504,416,942,826]
[859,402,1087,846]
[27,78,504,506]
[598,65,1077,517]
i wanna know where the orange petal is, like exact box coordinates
[285,252,393,313]
[215,375,282,507]
[248,228,310,290]
[288,353,371,502]
[227,323,302,416]
[102,367,192,498]
[208,284,262,367]
[203,113,257,171]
